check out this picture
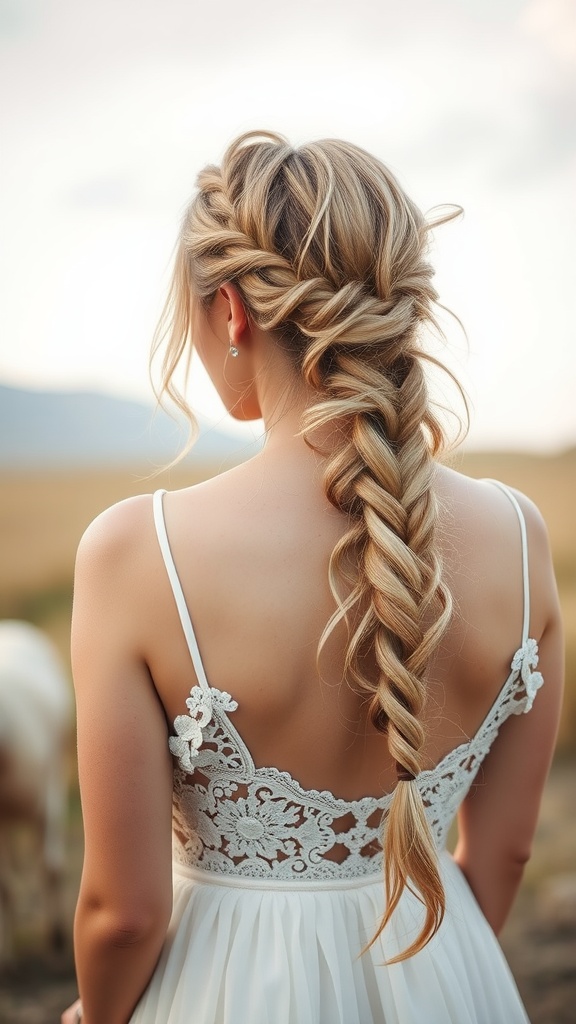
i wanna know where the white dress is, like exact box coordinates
[129,483,543,1024]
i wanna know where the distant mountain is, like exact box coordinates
[0,384,262,467]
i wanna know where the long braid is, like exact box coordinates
[321,348,451,959]
[298,299,452,961]
[153,131,465,960]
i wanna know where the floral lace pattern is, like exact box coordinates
[170,640,543,881]
[169,688,238,773]
[511,638,544,711]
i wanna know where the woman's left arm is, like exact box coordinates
[66,498,174,1024]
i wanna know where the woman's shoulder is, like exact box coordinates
[434,464,557,638]
[435,464,549,543]
[74,477,234,576]
[76,492,157,566]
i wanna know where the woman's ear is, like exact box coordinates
[218,282,249,348]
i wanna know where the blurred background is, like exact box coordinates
[0,0,575,1021]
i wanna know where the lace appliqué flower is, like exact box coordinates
[169,687,238,772]
[213,790,301,861]
[511,639,544,713]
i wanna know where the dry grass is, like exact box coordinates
[0,466,205,603]
[0,449,574,751]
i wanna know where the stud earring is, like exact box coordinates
[229,342,239,358]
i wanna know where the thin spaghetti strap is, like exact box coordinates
[484,479,530,645]
[152,489,211,692]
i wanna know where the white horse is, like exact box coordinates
[0,620,73,961]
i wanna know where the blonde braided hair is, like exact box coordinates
[152,131,466,961]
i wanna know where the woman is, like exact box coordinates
[62,131,563,1024]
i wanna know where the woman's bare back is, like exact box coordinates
[122,454,557,803]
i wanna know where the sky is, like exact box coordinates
[0,0,575,451]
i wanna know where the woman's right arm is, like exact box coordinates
[453,497,564,934]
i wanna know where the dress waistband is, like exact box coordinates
[172,861,383,892]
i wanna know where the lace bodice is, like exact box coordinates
[153,483,544,884]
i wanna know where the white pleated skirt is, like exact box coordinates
[129,852,529,1024]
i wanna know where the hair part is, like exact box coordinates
[152,130,468,961]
